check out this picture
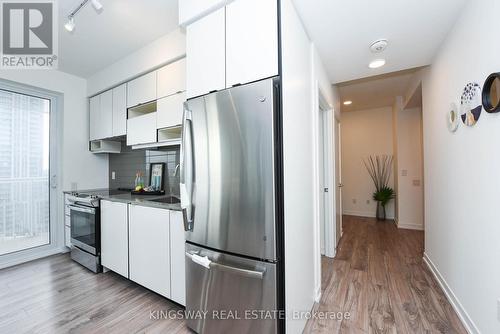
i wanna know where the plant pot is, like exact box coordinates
[376,202,386,221]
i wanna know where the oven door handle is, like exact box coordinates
[69,205,96,214]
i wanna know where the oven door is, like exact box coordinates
[69,204,98,255]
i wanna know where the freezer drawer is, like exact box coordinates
[185,243,277,334]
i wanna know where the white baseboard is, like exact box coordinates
[342,210,395,220]
[0,247,66,270]
[423,253,480,334]
[397,222,424,231]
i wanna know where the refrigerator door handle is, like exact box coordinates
[180,102,194,231]
[186,252,266,279]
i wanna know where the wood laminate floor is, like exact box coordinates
[0,215,466,334]
[0,254,191,334]
[304,215,467,334]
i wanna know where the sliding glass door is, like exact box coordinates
[0,89,51,256]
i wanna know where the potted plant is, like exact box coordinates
[363,155,395,220]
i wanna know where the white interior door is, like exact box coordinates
[334,117,343,244]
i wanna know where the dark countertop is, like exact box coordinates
[63,188,182,211]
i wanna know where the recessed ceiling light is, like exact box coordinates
[64,16,75,32]
[369,59,386,69]
[343,101,352,105]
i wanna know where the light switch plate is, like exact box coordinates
[111,171,116,180]
[401,169,408,177]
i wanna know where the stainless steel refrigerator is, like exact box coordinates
[180,77,283,334]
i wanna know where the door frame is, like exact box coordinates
[334,116,343,241]
[318,94,335,258]
[0,79,64,269]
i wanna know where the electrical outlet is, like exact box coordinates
[352,198,357,204]
[111,171,116,180]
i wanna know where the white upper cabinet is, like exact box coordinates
[157,92,185,129]
[89,95,99,141]
[89,91,112,141]
[226,0,278,87]
[112,84,127,137]
[101,200,129,278]
[169,210,186,306]
[127,112,157,146]
[179,0,228,26]
[157,58,186,99]
[186,7,226,99]
[127,72,157,108]
[99,90,113,139]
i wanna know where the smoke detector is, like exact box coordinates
[370,39,388,53]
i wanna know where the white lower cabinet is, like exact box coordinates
[64,225,71,248]
[170,211,186,306]
[129,205,171,298]
[101,200,129,278]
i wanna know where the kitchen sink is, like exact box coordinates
[149,196,181,204]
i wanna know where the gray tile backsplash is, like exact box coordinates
[109,142,180,196]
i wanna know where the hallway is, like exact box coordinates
[305,215,466,333]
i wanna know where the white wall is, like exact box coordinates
[0,69,109,248]
[341,107,395,218]
[422,0,500,332]
[87,28,186,96]
[396,107,424,230]
[280,0,316,332]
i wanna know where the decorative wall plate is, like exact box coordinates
[460,82,482,126]
[447,102,459,132]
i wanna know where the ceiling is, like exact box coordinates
[338,69,420,112]
[58,0,179,77]
[292,0,468,83]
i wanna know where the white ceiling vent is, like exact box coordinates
[370,39,388,53]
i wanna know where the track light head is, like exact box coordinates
[91,0,103,12]
[64,16,75,32]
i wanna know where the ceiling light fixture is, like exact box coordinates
[343,101,352,105]
[91,0,103,11]
[64,16,75,32]
[64,0,104,33]
[368,59,386,69]
[370,39,388,53]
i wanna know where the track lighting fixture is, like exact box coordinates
[64,16,75,32]
[64,0,104,33]
[91,0,103,11]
